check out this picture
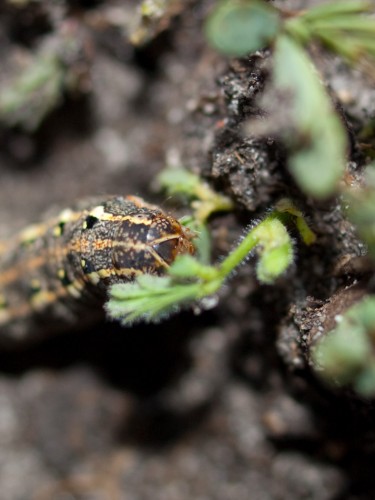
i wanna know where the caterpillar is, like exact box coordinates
[0,195,195,345]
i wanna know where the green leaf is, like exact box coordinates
[312,296,375,395]
[158,168,201,197]
[169,255,218,280]
[157,168,233,223]
[107,275,202,324]
[205,0,280,56]
[273,35,347,198]
[298,0,373,22]
[313,322,370,384]
[275,198,316,245]
[312,16,375,34]
[256,242,293,284]
[284,1,375,73]
[252,216,293,283]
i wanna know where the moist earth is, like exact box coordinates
[0,1,374,499]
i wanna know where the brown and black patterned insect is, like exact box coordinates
[0,195,195,345]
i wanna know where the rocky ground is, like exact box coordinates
[0,1,374,499]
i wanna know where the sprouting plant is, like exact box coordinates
[205,0,375,198]
[106,169,315,325]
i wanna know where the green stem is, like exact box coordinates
[218,227,260,278]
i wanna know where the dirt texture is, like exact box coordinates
[0,1,374,499]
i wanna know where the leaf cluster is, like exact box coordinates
[206,0,375,198]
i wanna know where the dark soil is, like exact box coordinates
[0,1,374,499]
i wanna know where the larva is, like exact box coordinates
[0,195,195,345]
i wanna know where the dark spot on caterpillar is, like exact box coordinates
[81,258,95,275]
[57,269,72,287]
[84,215,99,230]
[55,221,66,237]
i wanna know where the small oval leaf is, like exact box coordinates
[205,0,280,56]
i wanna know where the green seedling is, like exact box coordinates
[158,168,234,222]
[106,169,315,325]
